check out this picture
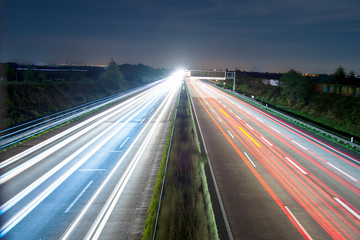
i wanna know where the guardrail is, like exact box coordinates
[206,82,360,151]
[0,80,163,150]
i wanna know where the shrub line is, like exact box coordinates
[209,82,360,154]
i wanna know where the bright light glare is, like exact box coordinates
[171,68,185,79]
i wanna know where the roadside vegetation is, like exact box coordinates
[217,67,360,146]
[143,83,218,240]
[0,60,170,129]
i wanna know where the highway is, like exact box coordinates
[187,78,360,239]
[0,73,182,239]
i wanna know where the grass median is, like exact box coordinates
[142,83,218,239]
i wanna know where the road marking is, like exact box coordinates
[120,137,129,148]
[227,130,234,139]
[236,115,242,120]
[218,117,222,122]
[140,118,145,124]
[219,108,229,117]
[211,108,214,112]
[65,181,93,213]
[271,127,281,134]
[244,152,256,167]
[326,162,358,182]
[291,140,308,151]
[334,197,360,221]
[246,123,254,130]
[284,206,313,240]
[285,157,308,175]
[78,169,106,172]
[228,109,233,113]
[261,136,273,147]
[256,117,264,123]
[238,126,261,148]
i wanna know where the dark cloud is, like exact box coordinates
[1,0,359,73]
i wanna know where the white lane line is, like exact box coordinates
[228,109,233,113]
[261,137,273,147]
[62,76,181,240]
[0,88,155,180]
[326,162,358,182]
[211,108,214,112]
[256,117,264,123]
[223,104,227,108]
[218,117,222,122]
[140,118,145,124]
[236,115,242,120]
[78,169,106,172]
[246,123,254,130]
[285,157,308,175]
[271,127,281,134]
[64,181,93,213]
[334,197,360,221]
[119,137,129,149]
[205,101,209,105]
[0,87,162,236]
[244,152,256,167]
[227,130,234,139]
[284,206,313,240]
[291,140,308,151]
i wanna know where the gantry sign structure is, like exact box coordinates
[186,70,236,90]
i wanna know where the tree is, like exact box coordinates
[280,69,312,105]
[348,71,358,86]
[99,59,124,90]
[333,66,346,84]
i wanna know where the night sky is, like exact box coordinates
[1,0,360,73]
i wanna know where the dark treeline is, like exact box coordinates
[0,60,172,128]
[235,66,359,86]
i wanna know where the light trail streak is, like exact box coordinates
[62,73,181,240]
[0,81,171,237]
[0,88,158,184]
[0,92,158,216]
[188,79,360,239]
[188,80,313,239]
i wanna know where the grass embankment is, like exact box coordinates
[234,82,360,140]
[214,81,360,153]
[4,81,116,128]
[143,83,218,239]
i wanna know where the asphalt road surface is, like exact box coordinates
[187,78,360,240]
[0,74,182,239]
